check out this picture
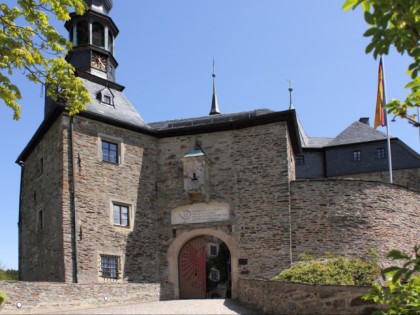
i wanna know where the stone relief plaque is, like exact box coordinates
[171,202,230,225]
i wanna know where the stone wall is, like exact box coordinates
[19,116,67,282]
[158,122,294,297]
[0,281,160,314]
[290,179,420,263]
[332,168,420,192]
[238,278,384,315]
[71,116,160,284]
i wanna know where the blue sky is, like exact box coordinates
[0,1,418,269]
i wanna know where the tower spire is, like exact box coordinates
[288,80,294,110]
[209,59,221,115]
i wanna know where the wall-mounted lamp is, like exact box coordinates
[104,296,108,302]
[16,302,22,309]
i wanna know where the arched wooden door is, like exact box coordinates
[178,236,207,299]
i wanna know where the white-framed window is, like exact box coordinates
[377,147,386,159]
[208,243,219,257]
[113,203,129,227]
[353,150,362,161]
[209,268,220,281]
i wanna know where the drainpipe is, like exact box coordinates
[69,116,79,283]
[17,161,24,280]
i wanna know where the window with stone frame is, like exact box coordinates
[102,140,118,163]
[100,255,119,279]
[113,203,129,227]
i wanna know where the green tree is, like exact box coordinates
[363,246,420,314]
[343,0,420,127]
[0,0,91,120]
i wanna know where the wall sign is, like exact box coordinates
[171,203,230,225]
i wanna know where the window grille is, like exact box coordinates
[101,255,119,279]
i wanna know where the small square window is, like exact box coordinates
[296,155,305,166]
[377,148,386,159]
[102,140,118,163]
[353,150,362,161]
[100,255,119,279]
[113,204,129,227]
[103,95,112,105]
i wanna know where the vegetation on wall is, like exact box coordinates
[0,290,6,307]
[363,245,420,314]
[272,251,381,286]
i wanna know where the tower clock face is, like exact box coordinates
[91,52,107,71]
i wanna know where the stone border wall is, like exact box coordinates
[0,281,160,314]
[238,278,385,315]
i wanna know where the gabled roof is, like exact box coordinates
[327,121,388,147]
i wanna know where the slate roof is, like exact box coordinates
[327,121,388,146]
[81,78,150,129]
[149,109,275,130]
[296,118,393,150]
[297,118,333,148]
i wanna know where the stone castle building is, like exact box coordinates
[16,0,419,300]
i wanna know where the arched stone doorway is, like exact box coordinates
[167,228,239,299]
[178,236,231,299]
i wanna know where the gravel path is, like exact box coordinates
[58,299,258,314]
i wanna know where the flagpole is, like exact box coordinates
[381,57,393,184]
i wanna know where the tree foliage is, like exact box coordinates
[363,245,420,314]
[343,0,420,127]
[0,0,91,120]
[272,251,381,286]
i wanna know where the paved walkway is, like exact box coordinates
[59,299,258,314]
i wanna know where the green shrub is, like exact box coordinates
[0,290,7,306]
[272,251,380,286]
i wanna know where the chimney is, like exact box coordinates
[359,117,370,126]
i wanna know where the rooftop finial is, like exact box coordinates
[209,59,221,115]
[287,79,294,110]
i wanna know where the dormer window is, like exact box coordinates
[103,95,112,105]
[99,88,114,106]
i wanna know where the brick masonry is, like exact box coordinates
[238,278,385,315]
[0,281,160,314]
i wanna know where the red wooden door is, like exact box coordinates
[179,237,207,299]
